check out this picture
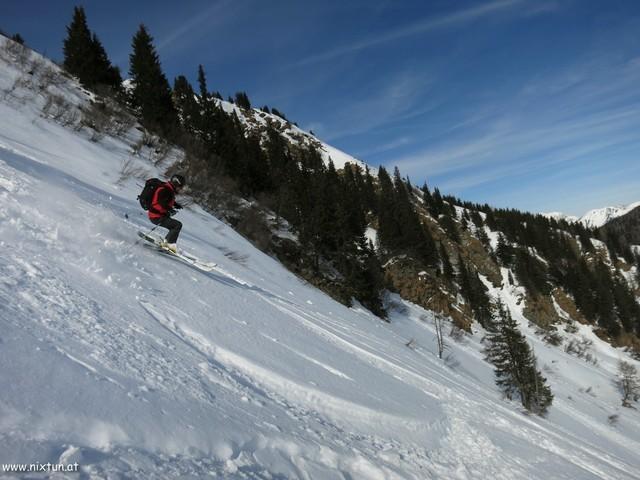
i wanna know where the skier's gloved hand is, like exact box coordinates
[174,203,183,210]
[167,208,177,217]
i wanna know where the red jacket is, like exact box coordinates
[148,182,176,220]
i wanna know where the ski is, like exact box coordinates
[137,231,217,272]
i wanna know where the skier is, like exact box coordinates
[147,174,186,253]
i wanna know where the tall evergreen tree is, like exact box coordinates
[63,6,121,91]
[234,91,251,110]
[63,7,93,84]
[197,64,209,101]
[172,75,199,134]
[129,24,178,136]
[485,302,553,415]
[11,33,24,45]
[439,243,454,280]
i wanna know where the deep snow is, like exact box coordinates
[1,37,640,479]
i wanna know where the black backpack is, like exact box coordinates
[138,178,164,210]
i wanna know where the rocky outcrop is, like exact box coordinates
[383,256,473,330]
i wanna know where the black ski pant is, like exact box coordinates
[151,216,182,243]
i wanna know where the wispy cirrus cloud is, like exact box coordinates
[390,48,640,199]
[155,0,236,57]
[295,0,525,66]
[307,66,442,144]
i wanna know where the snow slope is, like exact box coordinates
[2,37,640,479]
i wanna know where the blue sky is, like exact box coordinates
[3,0,640,216]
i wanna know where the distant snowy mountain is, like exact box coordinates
[580,202,640,229]
[542,211,579,223]
[543,202,640,229]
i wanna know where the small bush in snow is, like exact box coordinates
[543,329,563,346]
[608,414,619,426]
[1,36,30,69]
[235,206,272,252]
[42,92,79,127]
[617,360,640,408]
[565,322,579,334]
[116,157,148,186]
[449,325,466,342]
[444,352,460,369]
[565,337,598,364]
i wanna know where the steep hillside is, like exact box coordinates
[2,35,640,479]
[599,206,640,256]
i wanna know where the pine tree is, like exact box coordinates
[496,234,513,266]
[11,33,24,45]
[430,187,444,218]
[593,261,620,337]
[129,24,178,136]
[377,166,402,251]
[485,301,553,415]
[63,6,121,91]
[440,243,454,280]
[172,75,199,134]
[438,213,461,244]
[421,181,432,205]
[234,91,251,110]
[197,64,209,101]
[63,7,93,85]
[194,64,221,145]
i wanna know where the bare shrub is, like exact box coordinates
[565,337,598,365]
[618,360,640,408]
[223,250,249,265]
[235,206,272,252]
[37,64,65,91]
[27,56,45,77]
[80,101,112,142]
[41,92,79,127]
[565,322,579,334]
[449,324,466,342]
[543,329,563,346]
[444,352,460,369]
[2,37,30,69]
[608,414,619,426]
[3,75,33,101]
[132,130,159,158]
[152,141,171,167]
[116,157,148,186]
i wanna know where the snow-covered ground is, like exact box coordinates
[1,37,640,479]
